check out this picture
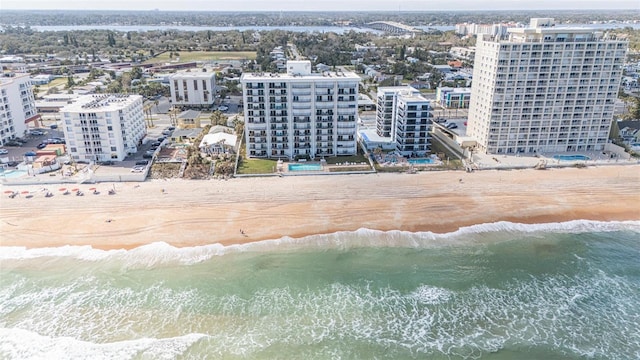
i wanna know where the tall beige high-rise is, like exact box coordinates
[467,18,628,155]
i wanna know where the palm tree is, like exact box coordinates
[169,107,180,126]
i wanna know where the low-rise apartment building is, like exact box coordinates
[169,71,216,108]
[61,94,146,162]
[436,87,472,109]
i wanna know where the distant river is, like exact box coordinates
[24,22,640,33]
[27,24,456,33]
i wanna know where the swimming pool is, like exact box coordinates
[288,163,322,171]
[0,169,28,179]
[553,154,590,161]
[408,158,434,165]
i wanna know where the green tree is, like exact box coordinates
[65,76,75,89]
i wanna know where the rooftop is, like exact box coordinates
[241,70,360,82]
[61,94,142,112]
[169,71,215,80]
[0,72,30,85]
[178,110,201,119]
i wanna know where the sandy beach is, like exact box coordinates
[0,165,638,250]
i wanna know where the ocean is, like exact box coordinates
[1,220,639,359]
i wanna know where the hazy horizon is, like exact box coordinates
[3,0,639,11]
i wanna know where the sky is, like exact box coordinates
[2,0,639,11]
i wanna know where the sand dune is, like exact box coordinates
[1,165,638,250]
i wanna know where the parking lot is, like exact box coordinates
[1,127,66,168]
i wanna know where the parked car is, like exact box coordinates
[131,165,146,172]
[151,141,162,147]
[5,161,19,167]
[162,130,172,136]
[135,160,149,166]
[0,148,8,155]
[157,136,166,142]
[30,130,45,136]
[218,105,229,112]
[4,141,22,147]
[37,143,47,149]
[142,153,154,159]
[97,160,114,166]
[24,151,37,157]
[446,123,458,129]
[14,138,28,144]
[50,124,58,129]
[167,126,175,131]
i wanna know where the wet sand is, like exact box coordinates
[1,165,638,250]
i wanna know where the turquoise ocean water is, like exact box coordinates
[1,220,639,359]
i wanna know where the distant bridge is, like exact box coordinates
[366,21,421,34]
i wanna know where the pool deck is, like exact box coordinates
[471,151,638,170]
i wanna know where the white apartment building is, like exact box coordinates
[467,18,628,154]
[61,94,146,162]
[169,71,216,108]
[0,73,37,145]
[376,86,432,156]
[240,61,360,159]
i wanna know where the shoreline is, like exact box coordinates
[1,165,639,250]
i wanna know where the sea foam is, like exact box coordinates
[1,220,638,267]
[0,327,206,360]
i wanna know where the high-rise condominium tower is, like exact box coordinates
[467,18,627,154]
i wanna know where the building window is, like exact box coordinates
[111,147,117,151]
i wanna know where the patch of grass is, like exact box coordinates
[237,158,278,174]
[48,78,67,87]
[322,154,369,165]
[374,164,407,172]
[328,166,371,172]
[145,51,257,64]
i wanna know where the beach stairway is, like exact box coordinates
[534,160,547,170]
[462,159,474,172]
[177,160,188,178]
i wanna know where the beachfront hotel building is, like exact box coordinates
[240,60,360,159]
[467,18,628,154]
[376,86,432,156]
[60,94,146,162]
[169,71,216,108]
[0,72,37,145]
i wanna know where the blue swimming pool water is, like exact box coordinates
[408,158,434,165]
[0,169,28,178]
[288,163,322,171]
[553,155,590,161]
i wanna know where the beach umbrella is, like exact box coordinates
[71,188,79,192]
[58,188,67,192]
[89,187,97,191]
[21,191,30,194]
[3,190,14,194]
